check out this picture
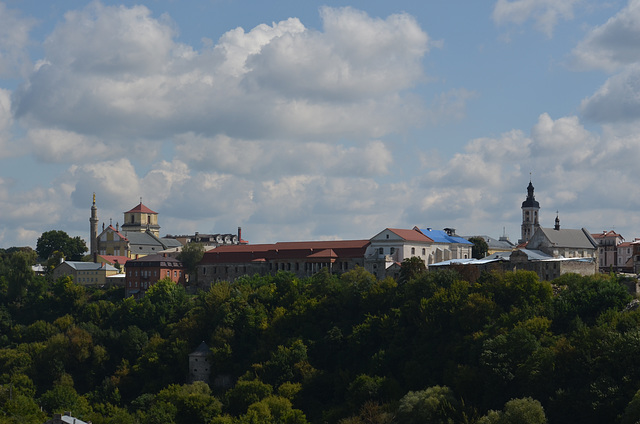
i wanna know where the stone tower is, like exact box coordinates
[188,341,210,384]
[90,193,99,260]
[519,180,540,244]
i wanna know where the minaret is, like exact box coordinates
[90,193,99,261]
[519,180,540,244]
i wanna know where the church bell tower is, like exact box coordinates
[519,180,540,244]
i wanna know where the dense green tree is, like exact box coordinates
[7,250,36,301]
[468,236,489,259]
[398,257,426,284]
[477,397,546,424]
[177,243,205,284]
[36,230,87,261]
[395,386,462,424]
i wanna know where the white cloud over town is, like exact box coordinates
[1,1,640,249]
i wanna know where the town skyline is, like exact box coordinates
[1,1,639,248]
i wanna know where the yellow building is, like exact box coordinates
[52,261,119,287]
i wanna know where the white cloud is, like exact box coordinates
[492,0,579,37]
[572,0,640,72]
[580,65,640,123]
[12,3,434,146]
[0,2,36,78]
[174,133,392,178]
[26,128,114,163]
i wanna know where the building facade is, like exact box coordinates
[124,254,186,298]
[591,230,624,272]
[198,240,371,284]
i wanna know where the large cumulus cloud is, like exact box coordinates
[12,3,431,143]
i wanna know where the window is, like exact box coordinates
[390,247,395,254]
[379,248,383,254]
[422,248,426,255]
[174,271,177,278]
[411,247,415,255]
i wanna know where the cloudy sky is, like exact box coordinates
[1,0,639,249]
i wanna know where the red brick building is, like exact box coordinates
[125,254,186,298]
[197,240,371,284]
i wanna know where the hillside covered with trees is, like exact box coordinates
[0,247,639,423]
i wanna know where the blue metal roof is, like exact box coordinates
[418,228,473,245]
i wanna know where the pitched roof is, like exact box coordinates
[58,261,117,272]
[98,255,130,265]
[200,240,370,264]
[537,227,597,249]
[125,202,157,214]
[126,254,184,267]
[385,228,434,242]
[591,230,623,240]
[417,228,473,245]
[190,341,209,356]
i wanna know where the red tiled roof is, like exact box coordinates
[386,228,434,242]
[591,230,622,239]
[125,202,157,214]
[200,240,370,264]
[98,255,130,265]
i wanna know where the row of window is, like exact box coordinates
[127,270,182,278]
[379,247,427,256]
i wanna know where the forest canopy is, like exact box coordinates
[0,249,637,424]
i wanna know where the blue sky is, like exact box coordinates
[1,0,639,249]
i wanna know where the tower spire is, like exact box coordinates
[89,193,99,261]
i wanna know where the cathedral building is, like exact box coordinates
[90,196,182,260]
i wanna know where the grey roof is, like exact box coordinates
[536,227,597,249]
[190,341,209,356]
[515,249,554,261]
[58,261,117,272]
[123,231,162,246]
[466,235,514,250]
[160,237,183,248]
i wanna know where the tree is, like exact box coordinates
[177,243,205,284]
[36,230,87,261]
[468,237,489,259]
[398,257,426,284]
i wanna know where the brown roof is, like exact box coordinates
[200,240,370,264]
[386,228,434,242]
[125,202,157,214]
[126,254,184,267]
[591,230,622,240]
[98,255,130,265]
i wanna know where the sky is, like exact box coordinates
[1,0,639,249]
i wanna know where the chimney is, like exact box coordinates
[238,227,242,243]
